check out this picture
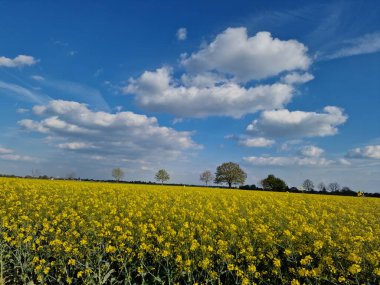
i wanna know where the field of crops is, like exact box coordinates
[0,178,379,284]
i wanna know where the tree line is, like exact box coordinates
[111,162,378,197]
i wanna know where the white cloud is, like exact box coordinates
[124,27,315,118]
[238,137,275,147]
[0,154,36,162]
[19,100,200,162]
[299,145,324,157]
[281,72,314,85]
[176,28,187,40]
[247,106,347,138]
[0,55,38,67]
[0,146,13,154]
[125,67,294,118]
[346,145,380,159]
[181,28,311,81]
[325,32,380,60]
[243,155,333,166]
[31,75,45,81]
[58,142,95,150]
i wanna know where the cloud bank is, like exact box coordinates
[19,100,200,162]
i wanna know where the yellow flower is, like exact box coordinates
[348,264,361,274]
[248,264,256,273]
[290,280,300,285]
[273,258,281,268]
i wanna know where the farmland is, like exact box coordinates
[0,178,379,284]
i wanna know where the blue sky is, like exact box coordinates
[0,0,379,191]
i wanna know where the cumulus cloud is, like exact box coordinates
[238,137,275,147]
[124,27,315,118]
[325,32,380,60]
[0,55,38,67]
[247,106,348,138]
[125,67,294,118]
[346,145,380,159]
[18,100,200,161]
[176,28,187,40]
[181,28,311,81]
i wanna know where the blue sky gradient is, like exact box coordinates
[0,1,379,191]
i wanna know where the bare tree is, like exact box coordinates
[200,170,214,186]
[302,179,314,191]
[155,169,170,184]
[112,168,124,182]
[328,182,341,192]
[317,182,327,192]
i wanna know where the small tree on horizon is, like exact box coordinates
[112,167,124,182]
[200,170,214,186]
[328,182,341,192]
[317,182,327,192]
[260,174,287,191]
[155,169,170,184]
[214,162,247,188]
[302,179,314,191]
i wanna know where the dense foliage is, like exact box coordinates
[214,162,247,188]
[155,169,170,184]
[260,174,287,191]
[0,178,379,284]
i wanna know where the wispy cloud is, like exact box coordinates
[0,146,38,162]
[0,154,36,162]
[176,27,187,41]
[322,32,380,60]
[0,146,13,154]
[0,81,50,104]
[34,78,110,111]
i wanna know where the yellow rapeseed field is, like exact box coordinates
[0,178,379,284]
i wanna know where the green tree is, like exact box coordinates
[260,174,287,191]
[112,168,124,182]
[155,169,170,184]
[200,170,214,186]
[214,162,247,188]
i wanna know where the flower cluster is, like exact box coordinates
[0,178,379,284]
